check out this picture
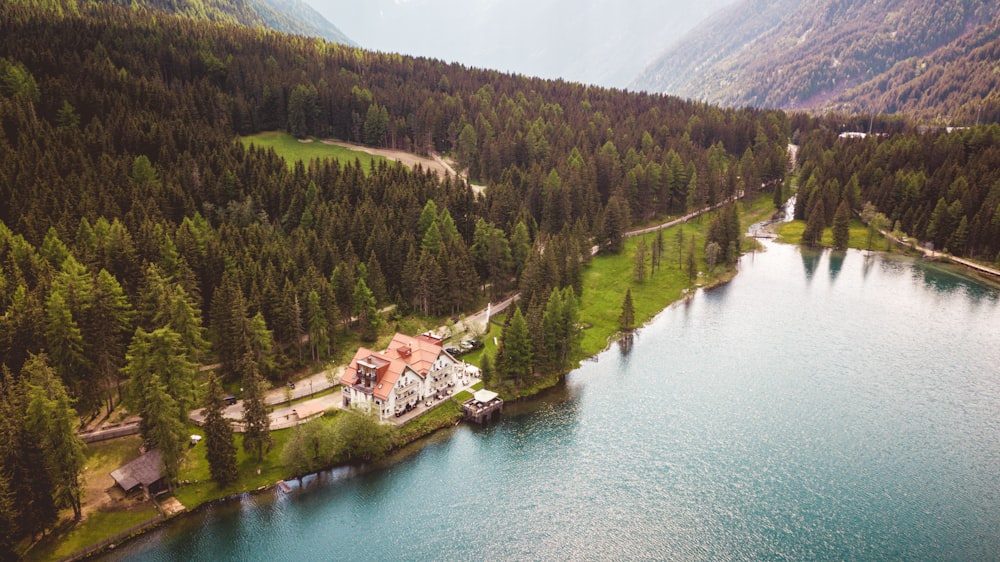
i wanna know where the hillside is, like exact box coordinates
[634,0,999,120]
[631,0,803,97]
[104,0,355,44]
[823,15,1000,125]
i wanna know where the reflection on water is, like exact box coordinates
[828,250,845,282]
[800,248,822,280]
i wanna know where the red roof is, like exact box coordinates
[340,334,446,401]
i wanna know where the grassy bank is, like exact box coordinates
[240,131,387,171]
[33,195,780,560]
[776,219,893,252]
[578,194,777,356]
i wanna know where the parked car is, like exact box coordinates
[287,381,296,390]
[445,347,462,356]
[223,395,237,405]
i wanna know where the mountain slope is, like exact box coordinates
[630,0,803,96]
[104,0,355,45]
[824,15,1000,125]
[255,0,353,45]
[634,0,998,115]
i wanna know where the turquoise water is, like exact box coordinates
[109,243,1000,561]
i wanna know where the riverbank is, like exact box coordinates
[31,195,776,561]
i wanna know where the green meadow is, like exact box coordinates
[241,131,387,171]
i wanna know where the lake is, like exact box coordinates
[108,242,1000,561]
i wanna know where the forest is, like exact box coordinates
[0,2,788,551]
[794,122,1000,260]
[2,1,999,556]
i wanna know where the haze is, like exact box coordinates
[305,0,738,87]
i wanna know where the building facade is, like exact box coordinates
[340,333,465,419]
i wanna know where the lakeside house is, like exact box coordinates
[340,333,468,419]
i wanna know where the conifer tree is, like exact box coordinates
[497,307,532,384]
[832,200,852,249]
[1,366,57,540]
[619,288,636,332]
[633,237,647,283]
[203,373,238,485]
[802,199,827,246]
[139,372,185,483]
[90,269,134,413]
[241,351,272,461]
[22,354,86,521]
[687,241,698,282]
[479,352,494,387]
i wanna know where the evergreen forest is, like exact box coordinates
[1,1,999,555]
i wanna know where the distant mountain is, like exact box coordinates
[634,0,999,120]
[308,0,736,88]
[824,15,1000,125]
[255,0,354,45]
[104,0,355,45]
[631,0,803,98]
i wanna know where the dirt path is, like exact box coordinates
[321,140,449,175]
[320,140,485,195]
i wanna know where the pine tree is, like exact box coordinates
[22,354,87,520]
[687,241,697,282]
[353,277,381,342]
[1,368,57,540]
[479,352,494,387]
[948,216,969,255]
[540,288,564,373]
[633,237,647,283]
[306,289,328,362]
[619,288,635,332]
[139,372,185,483]
[90,269,134,414]
[241,351,272,461]
[498,307,532,384]
[0,471,16,560]
[832,200,852,249]
[802,199,826,246]
[203,373,238,485]
[123,327,197,418]
[210,271,247,380]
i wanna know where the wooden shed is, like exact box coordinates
[110,449,167,499]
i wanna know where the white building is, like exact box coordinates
[340,333,464,419]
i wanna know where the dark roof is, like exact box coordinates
[110,449,164,491]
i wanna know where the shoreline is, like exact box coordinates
[76,276,731,561]
[58,200,766,561]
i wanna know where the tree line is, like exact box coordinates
[795,122,1000,261]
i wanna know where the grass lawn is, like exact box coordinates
[392,400,462,445]
[241,131,387,172]
[27,505,162,561]
[777,219,893,251]
[172,421,300,508]
[577,195,777,356]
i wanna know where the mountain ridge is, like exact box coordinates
[633,0,999,122]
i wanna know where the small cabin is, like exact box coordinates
[110,449,167,499]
